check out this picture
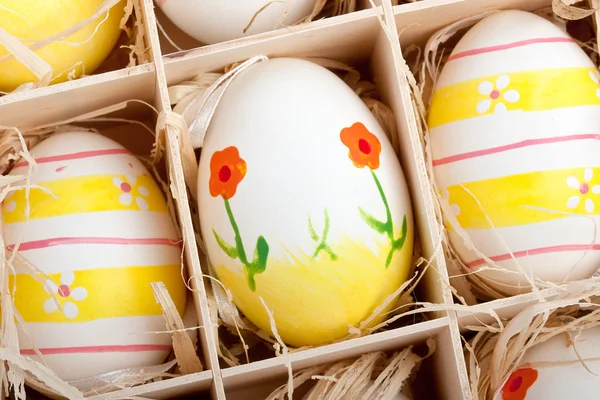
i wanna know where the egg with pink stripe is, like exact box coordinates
[3,131,187,381]
[428,10,600,295]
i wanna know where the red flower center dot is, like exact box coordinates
[508,376,523,392]
[490,90,500,100]
[58,284,71,297]
[219,165,232,183]
[358,139,371,155]
[581,183,590,194]
[120,182,132,193]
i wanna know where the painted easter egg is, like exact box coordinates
[0,0,126,93]
[499,326,600,399]
[3,131,187,381]
[197,58,414,347]
[428,10,600,294]
[157,0,317,45]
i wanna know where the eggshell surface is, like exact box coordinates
[0,0,125,92]
[197,58,414,347]
[4,132,187,381]
[158,0,317,45]
[428,10,600,294]
[500,326,600,399]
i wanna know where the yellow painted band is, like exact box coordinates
[444,167,600,229]
[429,67,600,128]
[3,174,168,224]
[11,265,187,323]
[216,231,414,347]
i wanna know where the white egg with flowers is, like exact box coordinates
[428,10,600,295]
[197,58,415,347]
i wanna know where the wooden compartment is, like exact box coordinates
[0,94,214,400]
[389,0,600,397]
[224,322,450,400]
[154,0,378,55]
[150,1,466,398]
[392,0,600,303]
[2,0,596,399]
[0,1,469,399]
[0,0,152,100]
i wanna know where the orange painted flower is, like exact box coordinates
[501,367,538,400]
[209,146,247,200]
[340,122,382,170]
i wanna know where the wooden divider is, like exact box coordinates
[154,1,466,398]
[139,0,226,399]
[2,0,583,399]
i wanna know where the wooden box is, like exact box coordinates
[0,0,594,399]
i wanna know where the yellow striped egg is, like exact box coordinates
[429,10,600,294]
[3,131,187,380]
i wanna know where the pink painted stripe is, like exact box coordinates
[432,134,600,167]
[467,244,600,268]
[21,344,171,356]
[447,37,575,62]
[7,237,181,252]
[14,149,131,168]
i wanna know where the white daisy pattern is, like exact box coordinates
[588,70,600,99]
[2,191,16,213]
[476,74,520,114]
[43,271,87,319]
[441,189,461,217]
[113,174,150,210]
[566,168,600,213]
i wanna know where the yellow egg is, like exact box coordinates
[3,131,187,380]
[428,10,600,294]
[0,0,126,92]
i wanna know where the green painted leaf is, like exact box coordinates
[213,229,238,259]
[385,215,409,269]
[308,215,319,242]
[324,245,338,261]
[322,208,331,238]
[247,272,257,292]
[359,207,387,234]
[246,236,270,292]
[394,216,408,249]
[385,249,394,269]
[254,235,269,272]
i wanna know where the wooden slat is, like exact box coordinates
[0,64,155,127]
[222,318,449,392]
[376,1,471,398]
[139,0,226,399]
[162,8,382,84]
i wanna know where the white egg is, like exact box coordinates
[498,326,600,399]
[4,131,187,380]
[158,0,318,45]
[197,58,414,347]
[428,10,600,294]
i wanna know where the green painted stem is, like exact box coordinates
[309,209,337,260]
[221,198,269,292]
[369,170,407,268]
[224,198,248,265]
[370,170,393,242]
